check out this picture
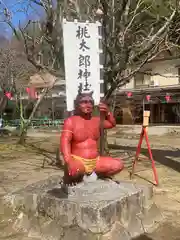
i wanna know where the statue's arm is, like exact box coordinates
[103,112,116,129]
[60,118,73,163]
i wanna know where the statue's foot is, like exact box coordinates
[60,166,84,187]
[83,172,98,183]
[62,175,83,186]
[96,173,120,184]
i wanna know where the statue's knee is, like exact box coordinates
[114,160,124,172]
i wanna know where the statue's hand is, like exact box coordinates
[68,159,85,176]
[98,102,109,114]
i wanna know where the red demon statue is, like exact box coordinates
[60,92,124,184]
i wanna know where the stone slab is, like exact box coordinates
[3,175,163,240]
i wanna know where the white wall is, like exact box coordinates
[119,58,180,90]
[150,59,179,86]
[120,77,134,90]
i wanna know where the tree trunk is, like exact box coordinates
[18,127,27,144]
[0,97,7,115]
[100,95,117,156]
[104,130,110,155]
[100,112,105,155]
[17,88,49,145]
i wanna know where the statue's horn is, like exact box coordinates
[89,91,94,96]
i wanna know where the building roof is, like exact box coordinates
[29,72,57,88]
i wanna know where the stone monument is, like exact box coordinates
[3,175,162,239]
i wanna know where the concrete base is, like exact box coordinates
[3,175,163,240]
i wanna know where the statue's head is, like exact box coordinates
[74,91,94,115]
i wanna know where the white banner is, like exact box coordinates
[63,19,102,111]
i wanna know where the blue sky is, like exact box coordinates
[0,0,42,37]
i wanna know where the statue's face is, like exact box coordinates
[78,95,93,114]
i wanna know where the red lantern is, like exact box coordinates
[126,91,132,98]
[165,93,171,103]
[146,95,151,101]
[5,92,12,100]
[26,87,30,93]
[26,87,38,99]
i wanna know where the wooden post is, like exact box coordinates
[131,110,159,186]
[143,110,150,131]
[100,112,105,155]
[99,98,105,156]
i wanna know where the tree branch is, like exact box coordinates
[130,8,177,62]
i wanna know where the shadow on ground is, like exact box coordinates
[133,236,153,240]
[133,222,180,240]
[109,144,180,173]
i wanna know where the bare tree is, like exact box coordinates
[100,0,179,98]
[0,40,47,143]
[0,41,36,114]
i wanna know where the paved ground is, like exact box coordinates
[0,127,180,239]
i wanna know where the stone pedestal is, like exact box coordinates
[3,175,163,240]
